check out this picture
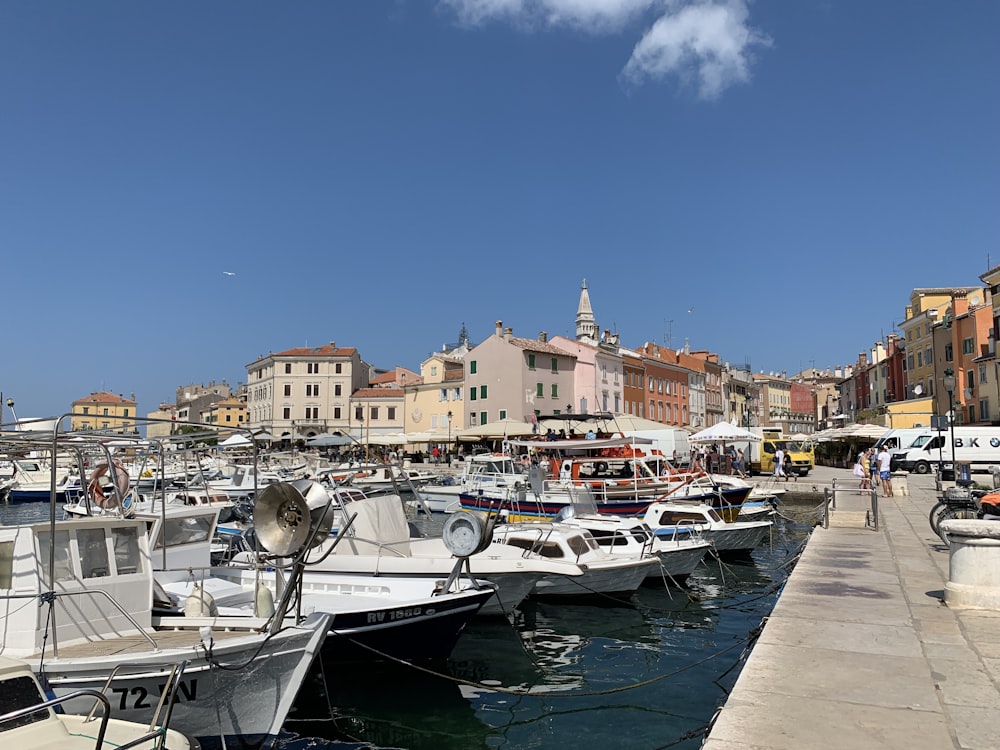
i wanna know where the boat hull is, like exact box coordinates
[41,613,330,750]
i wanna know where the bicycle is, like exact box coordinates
[928,488,998,544]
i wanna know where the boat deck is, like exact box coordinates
[38,625,254,659]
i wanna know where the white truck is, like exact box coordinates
[622,428,692,467]
[890,425,1000,475]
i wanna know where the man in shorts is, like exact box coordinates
[774,448,786,481]
[877,446,893,497]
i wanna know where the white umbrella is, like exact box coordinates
[456,418,537,440]
[689,421,761,444]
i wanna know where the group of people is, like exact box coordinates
[854,446,894,497]
[691,443,747,477]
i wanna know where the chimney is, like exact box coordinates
[952,290,969,318]
[495,321,503,337]
[329,341,336,349]
[504,327,513,341]
[539,331,548,343]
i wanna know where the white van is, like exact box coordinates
[872,428,933,453]
[891,426,1000,474]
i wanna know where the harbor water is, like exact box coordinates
[1,497,818,750]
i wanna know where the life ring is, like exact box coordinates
[88,461,130,509]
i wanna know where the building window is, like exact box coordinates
[469,388,477,401]
[944,344,953,362]
[962,338,975,355]
[453,387,462,400]
[355,407,363,421]
[980,399,990,421]
[528,353,536,370]
[336,363,343,374]
[551,358,558,373]
[440,388,448,402]
[283,407,290,419]
[334,407,341,419]
[388,407,396,421]
[551,384,558,399]
[479,385,487,399]
[371,407,379,420]
[536,383,544,397]
[430,365,438,376]
[285,363,292,374]
[480,411,487,425]
[307,362,318,374]
[499,409,507,419]
[648,376,654,391]
[335,384,342,396]
[980,364,988,384]
[469,361,477,375]
[284,384,292,397]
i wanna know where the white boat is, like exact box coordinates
[207,464,285,499]
[288,490,566,617]
[0,514,331,749]
[490,522,660,597]
[5,458,73,502]
[640,499,773,555]
[552,500,711,584]
[325,462,437,495]
[413,452,527,513]
[0,654,195,749]
[150,485,497,663]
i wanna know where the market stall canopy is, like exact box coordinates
[364,432,408,446]
[456,419,537,441]
[218,433,252,448]
[689,421,761,444]
[251,431,278,442]
[306,434,354,447]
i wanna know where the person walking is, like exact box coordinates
[877,446,893,497]
[773,448,783,480]
[868,448,879,491]
[854,449,870,491]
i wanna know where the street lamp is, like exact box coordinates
[447,410,453,465]
[6,398,16,428]
[943,368,957,480]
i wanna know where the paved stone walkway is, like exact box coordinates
[702,471,1000,750]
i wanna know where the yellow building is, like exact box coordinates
[203,397,248,436]
[71,392,138,434]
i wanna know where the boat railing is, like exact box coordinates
[3,588,158,657]
[86,660,188,742]
[653,517,706,545]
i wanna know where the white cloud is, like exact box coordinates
[623,0,772,99]
[440,0,656,32]
[440,0,771,99]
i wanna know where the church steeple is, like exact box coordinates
[575,279,598,342]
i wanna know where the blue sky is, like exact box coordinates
[2,1,998,421]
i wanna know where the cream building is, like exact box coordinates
[403,351,465,439]
[245,342,370,439]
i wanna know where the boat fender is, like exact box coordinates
[254,580,275,618]
[185,583,219,617]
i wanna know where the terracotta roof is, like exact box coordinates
[73,391,136,405]
[507,336,578,358]
[270,344,357,358]
[369,372,398,385]
[352,388,404,399]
